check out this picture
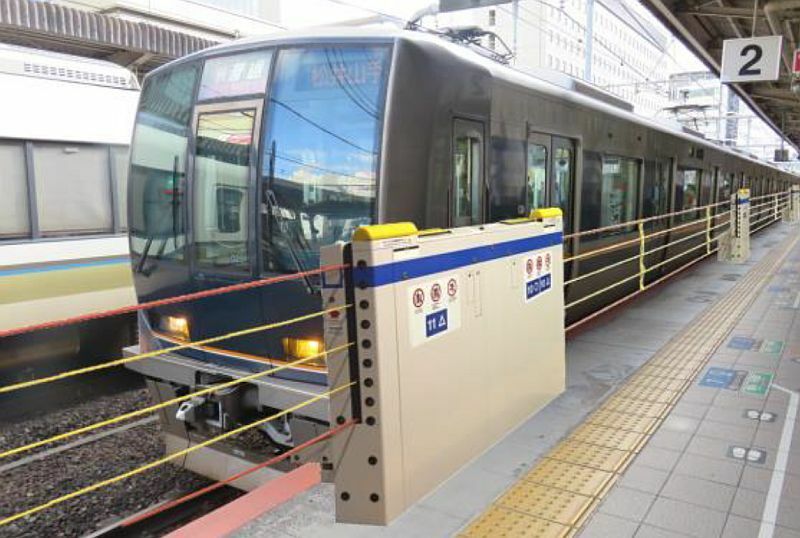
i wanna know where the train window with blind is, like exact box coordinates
[0,140,30,239]
[600,155,639,230]
[642,159,670,219]
[675,167,701,221]
[699,170,713,206]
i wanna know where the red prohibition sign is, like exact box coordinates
[536,256,543,272]
[431,283,442,303]
[447,278,458,297]
[526,259,534,275]
[412,288,424,308]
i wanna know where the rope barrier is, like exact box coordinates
[0,381,355,528]
[0,341,353,460]
[0,305,348,395]
[120,418,357,528]
[0,264,349,339]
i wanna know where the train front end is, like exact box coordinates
[125,36,392,471]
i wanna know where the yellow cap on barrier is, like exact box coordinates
[353,222,418,241]
[418,228,449,237]
[530,207,563,220]
[738,188,750,196]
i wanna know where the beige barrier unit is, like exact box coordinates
[786,185,800,224]
[321,211,566,525]
[719,188,751,263]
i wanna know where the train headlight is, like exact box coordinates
[160,315,190,341]
[282,337,326,367]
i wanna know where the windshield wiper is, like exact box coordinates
[135,156,180,275]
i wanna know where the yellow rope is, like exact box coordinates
[0,342,353,460]
[0,381,355,528]
[0,305,348,395]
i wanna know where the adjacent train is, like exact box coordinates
[125,27,798,475]
[0,44,139,390]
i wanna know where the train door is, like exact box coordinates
[451,119,485,227]
[526,133,550,214]
[551,137,575,233]
[187,100,264,355]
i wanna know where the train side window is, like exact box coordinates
[0,141,30,239]
[675,167,700,221]
[526,144,547,211]
[193,108,256,270]
[552,139,574,233]
[452,119,485,227]
[600,155,639,230]
[718,173,733,201]
[699,170,712,206]
[642,159,670,219]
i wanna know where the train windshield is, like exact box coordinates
[261,45,391,274]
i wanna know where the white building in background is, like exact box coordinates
[432,0,672,116]
[60,0,283,39]
[667,71,797,163]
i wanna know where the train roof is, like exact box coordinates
[162,26,794,176]
[0,44,139,145]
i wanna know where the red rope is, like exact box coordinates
[120,419,357,528]
[0,264,349,339]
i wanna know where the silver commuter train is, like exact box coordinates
[125,26,798,479]
[0,44,140,383]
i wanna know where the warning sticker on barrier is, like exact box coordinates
[408,274,461,347]
[522,253,553,303]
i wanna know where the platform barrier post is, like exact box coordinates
[785,185,800,224]
[718,189,750,263]
[325,214,566,525]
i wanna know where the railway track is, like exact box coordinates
[0,387,217,538]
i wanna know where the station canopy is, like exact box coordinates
[0,0,222,75]
[641,0,800,150]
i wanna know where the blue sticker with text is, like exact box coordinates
[526,274,552,300]
[699,367,737,388]
[425,309,449,338]
[729,336,756,350]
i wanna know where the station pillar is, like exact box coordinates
[718,188,750,263]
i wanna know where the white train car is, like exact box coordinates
[0,44,140,375]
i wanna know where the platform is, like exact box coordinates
[231,223,800,538]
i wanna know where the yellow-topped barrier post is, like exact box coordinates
[719,188,750,263]
[322,215,566,525]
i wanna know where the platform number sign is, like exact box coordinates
[408,274,461,347]
[721,36,782,83]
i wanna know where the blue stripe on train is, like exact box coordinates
[0,256,129,277]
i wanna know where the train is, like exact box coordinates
[0,44,140,394]
[124,27,798,480]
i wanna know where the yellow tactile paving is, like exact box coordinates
[627,375,687,392]
[462,506,570,538]
[602,397,670,418]
[522,459,614,497]
[585,409,659,434]
[569,423,647,452]
[459,233,799,538]
[497,482,593,526]
[547,440,630,473]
